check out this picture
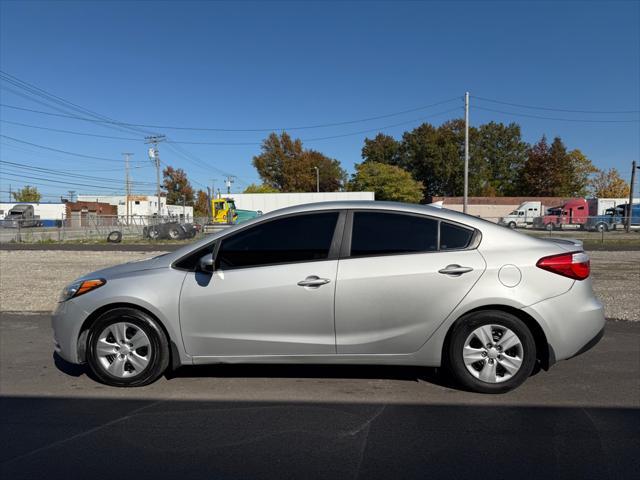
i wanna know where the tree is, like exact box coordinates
[243,183,280,193]
[162,166,194,206]
[194,189,210,218]
[252,132,347,192]
[12,185,41,202]
[362,133,401,165]
[473,122,528,196]
[564,149,598,196]
[347,161,424,203]
[589,168,630,197]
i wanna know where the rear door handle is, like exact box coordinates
[297,275,331,287]
[438,265,474,276]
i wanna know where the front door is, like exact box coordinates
[179,211,342,357]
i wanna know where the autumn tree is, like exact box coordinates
[563,149,598,196]
[162,166,194,206]
[12,185,41,202]
[194,189,210,218]
[243,183,279,193]
[252,132,347,192]
[589,168,630,197]
[348,161,424,203]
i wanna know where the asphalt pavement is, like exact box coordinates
[1,313,638,479]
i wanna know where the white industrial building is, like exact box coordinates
[227,192,375,214]
[76,195,193,220]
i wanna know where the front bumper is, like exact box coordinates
[51,299,90,364]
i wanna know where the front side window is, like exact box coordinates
[350,212,438,257]
[217,212,339,269]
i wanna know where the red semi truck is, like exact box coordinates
[532,198,589,231]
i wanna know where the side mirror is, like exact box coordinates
[198,253,214,273]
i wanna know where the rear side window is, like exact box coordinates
[440,222,474,250]
[217,212,339,269]
[350,212,438,257]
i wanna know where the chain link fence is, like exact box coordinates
[1,213,638,245]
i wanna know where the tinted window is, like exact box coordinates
[440,222,474,250]
[350,212,438,257]
[217,212,339,269]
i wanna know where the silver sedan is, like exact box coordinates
[52,201,605,393]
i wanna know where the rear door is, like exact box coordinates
[334,211,485,354]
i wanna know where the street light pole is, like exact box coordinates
[313,166,319,193]
[463,91,469,214]
[626,160,638,232]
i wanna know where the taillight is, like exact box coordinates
[536,251,590,280]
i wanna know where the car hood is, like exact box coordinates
[77,253,172,281]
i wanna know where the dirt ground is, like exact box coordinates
[0,249,638,320]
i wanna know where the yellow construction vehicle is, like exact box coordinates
[211,197,238,224]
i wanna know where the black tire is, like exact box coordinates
[86,307,170,387]
[106,230,122,243]
[596,223,608,232]
[545,223,555,231]
[168,226,183,239]
[148,226,160,240]
[446,310,537,394]
[508,221,516,229]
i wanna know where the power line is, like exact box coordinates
[474,95,640,114]
[0,119,142,141]
[0,134,128,162]
[0,97,461,132]
[473,106,640,123]
[0,173,155,193]
[0,160,156,186]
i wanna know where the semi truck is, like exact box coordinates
[498,201,542,229]
[532,198,589,231]
[1,204,42,228]
[585,203,640,231]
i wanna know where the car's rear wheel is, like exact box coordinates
[86,308,170,387]
[447,310,536,393]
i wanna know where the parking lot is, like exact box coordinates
[1,245,639,479]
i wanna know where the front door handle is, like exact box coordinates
[297,276,331,288]
[438,265,474,276]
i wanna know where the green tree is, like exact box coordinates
[362,133,401,165]
[12,185,41,202]
[162,166,194,206]
[348,161,424,203]
[243,183,280,193]
[589,168,630,197]
[252,132,347,192]
[518,136,558,196]
[473,122,528,196]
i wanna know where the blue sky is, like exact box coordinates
[1,0,638,200]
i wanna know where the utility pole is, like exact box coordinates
[206,186,212,223]
[464,91,470,214]
[224,176,235,194]
[122,153,134,224]
[312,166,320,192]
[210,179,217,199]
[145,135,166,219]
[626,160,638,233]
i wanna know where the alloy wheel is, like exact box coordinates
[96,322,152,378]
[462,324,524,384]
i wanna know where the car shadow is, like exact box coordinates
[166,363,458,389]
[52,352,86,377]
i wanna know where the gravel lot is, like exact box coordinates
[0,249,638,320]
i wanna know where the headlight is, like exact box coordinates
[59,279,106,302]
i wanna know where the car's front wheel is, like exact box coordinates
[447,310,536,393]
[86,308,170,387]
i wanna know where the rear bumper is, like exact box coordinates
[523,279,606,362]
